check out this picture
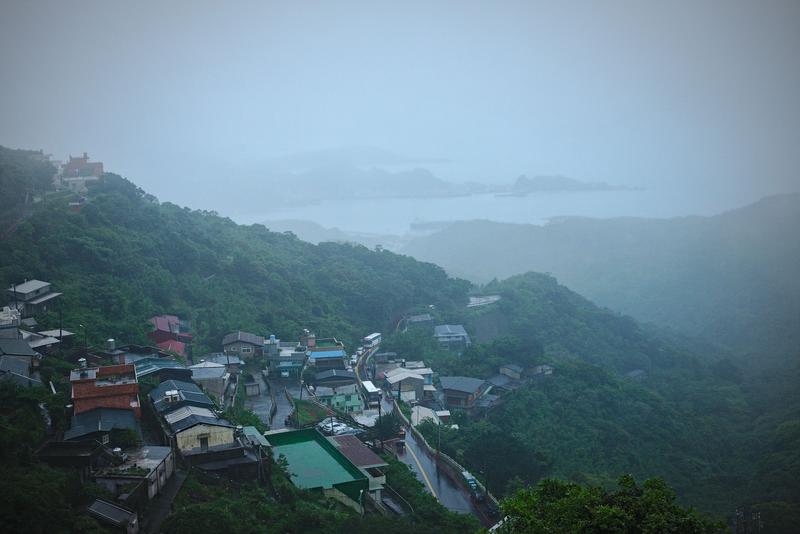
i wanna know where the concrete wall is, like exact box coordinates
[176,424,234,453]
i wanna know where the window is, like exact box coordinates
[199,436,209,451]
[241,345,252,353]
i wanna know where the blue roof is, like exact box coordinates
[310,349,347,359]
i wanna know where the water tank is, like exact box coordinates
[78,357,87,368]
[106,338,115,351]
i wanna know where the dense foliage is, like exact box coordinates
[401,195,800,370]
[498,475,725,533]
[0,168,470,354]
[0,382,107,533]
[386,273,798,527]
[162,457,478,534]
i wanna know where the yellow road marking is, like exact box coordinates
[405,439,438,498]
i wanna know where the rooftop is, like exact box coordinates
[88,499,136,527]
[315,369,355,382]
[439,376,486,393]
[149,379,202,401]
[308,349,347,359]
[434,324,469,337]
[265,429,366,490]
[96,445,171,476]
[501,363,524,373]
[64,408,140,441]
[222,330,264,346]
[0,338,38,357]
[330,435,387,468]
[8,279,50,294]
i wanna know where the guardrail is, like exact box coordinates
[392,397,500,509]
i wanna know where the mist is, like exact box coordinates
[2,0,799,227]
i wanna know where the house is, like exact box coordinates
[329,434,388,499]
[222,331,264,358]
[149,380,216,416]
[93,446,175,505]
[156,339,188,358]
[163,405,235,454]
[305,332,347,371]
[149,315,191,358]
[314,383,364,413]
[307,348,348,371]
[264,335,306,379]
[70,362,141,418]
[385,368,425,402]
[87,499,139,534]
[531,364,555,377]
[133,357,192,383]
[0,306,21,338]
[314,369,356,388]
[439,376,488,410]
[189,361,230,400]
[264,428,369,512]
[0,354,42,387]
[6,279,62,315]
[499,363,523,380]
[17,329,62,353]
[60,152,104,194]
[93,342,172,365]
[37,439,122,483]
[148,315,192,345]
[434,324,471,353]
[388,365,435,399]
[63,407,141,443]
[407,313,434,328]
[0,338,42,387]
[201,352,244,373]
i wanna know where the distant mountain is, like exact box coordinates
[263,145,448,172]
[260,163,476,205]
[401,193,800,366]
[507,174,634,194]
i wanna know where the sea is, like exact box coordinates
[233,186,759,237]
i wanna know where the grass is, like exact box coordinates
[293,398,331,427]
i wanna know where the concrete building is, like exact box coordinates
[385,368,425,402]
[264,428,369,512]
[222,331,264,358]
[6,279,62,316]
[439,376,488,410]
[434,324,471,353]
[314,383,364,413]
[264,335,306,378]
[189,361,230,400]
[329,434,388,500]
[70,363,141,418]
[163,405,235,453]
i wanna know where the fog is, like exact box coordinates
[2,0,799,226]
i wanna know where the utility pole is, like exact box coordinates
[377,398,383,451]
[79,323,87,353]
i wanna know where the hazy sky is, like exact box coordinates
[1,0,798,213]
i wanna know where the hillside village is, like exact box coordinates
[2,260,540,531]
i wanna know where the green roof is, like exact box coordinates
[266,429,366,492]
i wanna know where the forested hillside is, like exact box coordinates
[383,273,799,529]
[1,148,797,531]
[401,195,800,369]
[0,170,469,353]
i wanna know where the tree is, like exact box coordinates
[498,476,726,533]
